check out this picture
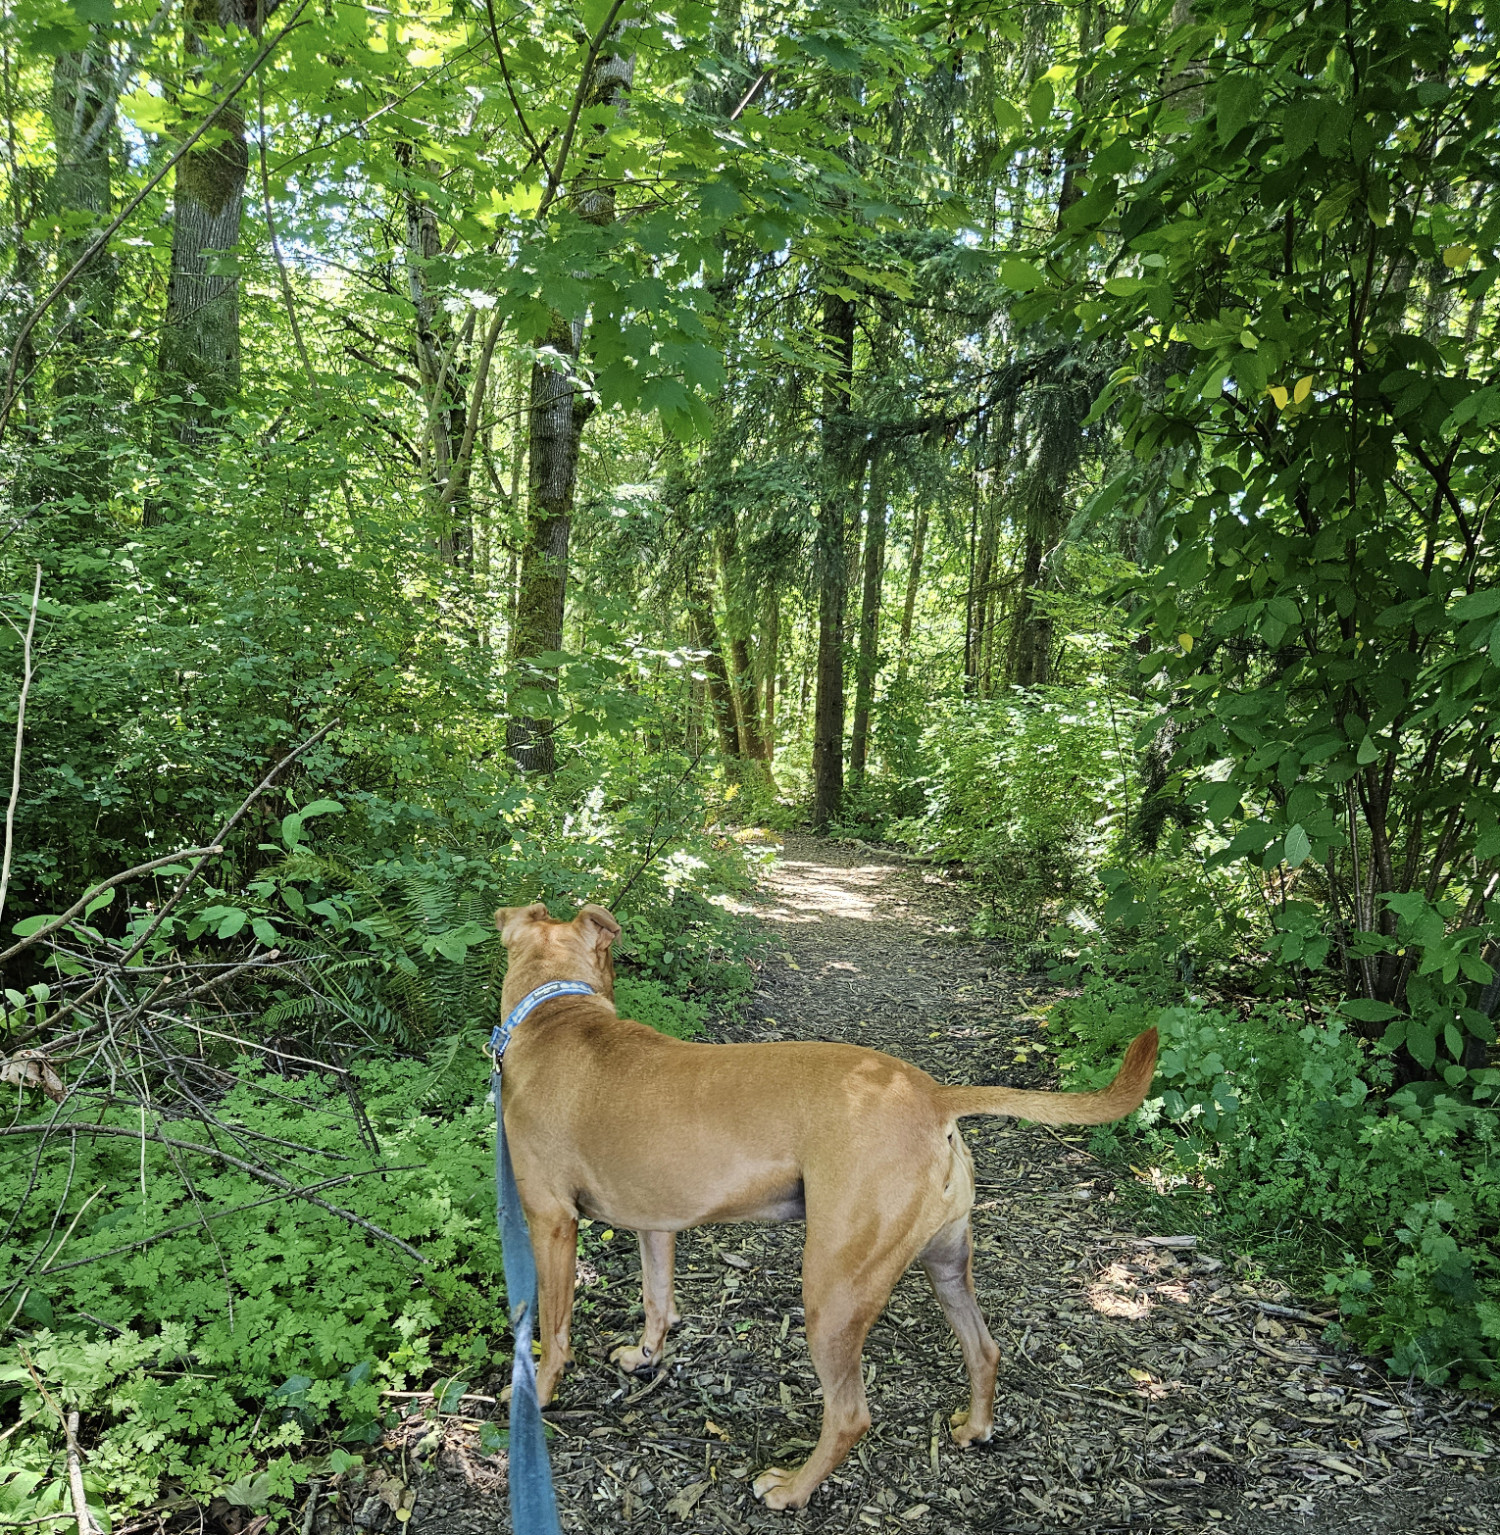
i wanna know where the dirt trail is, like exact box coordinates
[391,837,1497,1535]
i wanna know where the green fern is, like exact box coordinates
[267,852,503,1046]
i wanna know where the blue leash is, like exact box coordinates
[490,981,594,1535]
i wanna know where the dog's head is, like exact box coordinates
[495,901,621,1001]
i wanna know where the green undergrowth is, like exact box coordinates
[888,688,1137,941]
[0,764,754,1526]
[0,1052,500,1520]
[0,963,722,1525]
[1053,985,1500,1389]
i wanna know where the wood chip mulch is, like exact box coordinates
[333,835,1498,1535]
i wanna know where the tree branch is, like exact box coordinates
[0,565,41,933]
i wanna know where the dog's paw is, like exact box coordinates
[609,1342,660,1375]
[949,1409,994,1447]
[752,1466,810,1511]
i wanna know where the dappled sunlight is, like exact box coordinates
[760,859,899,923]
[1088,1262,1153,1320]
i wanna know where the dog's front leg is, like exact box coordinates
[531,1207,579,1404]
[610,1230,680,1373]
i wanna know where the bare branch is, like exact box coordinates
[0,565,41,932]
[0,846,221,970]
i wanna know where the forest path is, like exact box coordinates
[404,836,1496,1535]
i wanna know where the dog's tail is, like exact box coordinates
[941,1028,1158,1125]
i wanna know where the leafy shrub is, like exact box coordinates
[614,974,707,1038]
[1054,992,1500,1386]
[892,688,1137,938]
[1,767,755,1525]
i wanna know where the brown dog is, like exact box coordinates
[495,901,1158,1511]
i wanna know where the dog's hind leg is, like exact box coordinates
[919,1215,1000,1445]
[531,1206,579,1404]
[753,1232,914,1511]
[610,1230,679,1373]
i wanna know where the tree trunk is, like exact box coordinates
[969,490,999,697]
[49,37,115,512]
[505,37,634,771]
[849,448,888,782]
[403,154,471,565]
[156,0,266,451]
[895,503,927,687]
[686,560,740,760]
[812,289,857,828]
[717,514,766,761]
[1010,533,1052,688]
[760,590,780,769]
[506,313,590,773]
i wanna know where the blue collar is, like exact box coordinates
[490,980,596,1063]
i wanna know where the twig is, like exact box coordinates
[728,70,771,121]
[1249,1300,1336,1325]
[482,0,543,157]
[0,564,41,931]
[257,73,320,401]
[0,1122,428,1262]
[435,309,506,518]
[605,750,708,909]
[298,1479,323,1535]
[66,1410,99,1535]
[29,1168,420,1278]
[536,0,629,220]
[25,721,336,1038]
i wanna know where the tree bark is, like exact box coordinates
[812,289,857,828]
[849,448,888,782]
[895,503,927,687]
[1009,532,1052,688]
[156,0,268,450]
[760,590,780,769]
[506,313,590,774]
[685,559,740,760]
[969,489,999,697]
[402,151,472,565]
[49,37,116,512]
[716,515,764,760]
[505,36,634,771]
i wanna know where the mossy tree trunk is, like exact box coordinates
[49,37,116,514]
[155,0,270,456]
[849,448,887,783]
[506,43,634,772]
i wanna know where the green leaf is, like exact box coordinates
[1001,257,1045,292]
[1406,1024,1437,1071]
[1217,73,1261,143]
[1451,588,1500,622]
[1341,999,1400,1023]
[1283,823,1312,868]
[83,887,115,918]
[432,931,470,963]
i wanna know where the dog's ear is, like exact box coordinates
[496,902,549,945]
[577,903,621,951]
